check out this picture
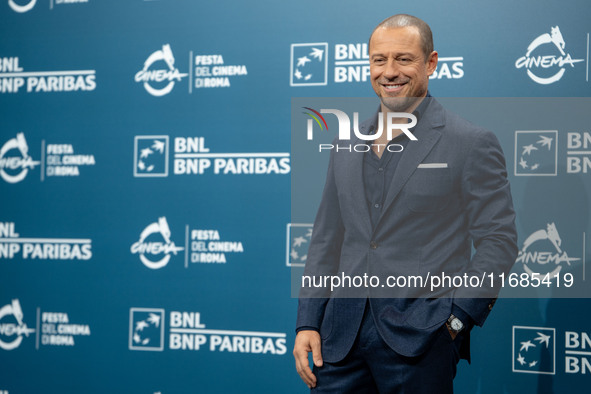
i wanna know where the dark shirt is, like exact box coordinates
[363,133,410,229]
[362,94,431,229]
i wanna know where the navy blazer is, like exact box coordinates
[297,98,518,362]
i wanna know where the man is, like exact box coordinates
[293,14,518,393]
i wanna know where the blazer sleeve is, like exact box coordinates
[296,148,345,331]
[453,128,518,327]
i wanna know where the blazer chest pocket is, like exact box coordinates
[405,167,452,213]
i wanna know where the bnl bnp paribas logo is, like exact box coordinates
[133,135,290,176]
[515,130,591,175]
[0,222,93,261]
[290,43,328,86]
[515,26,584,85]
[286,223,313,267]
[133,136,169,177]
[129,308,287,355]
[513,326,591,375]
[290,42,464,86]
[0,56,96,94]
[513,326,555,374]
[129,308,165,351]
[514,131,557,176]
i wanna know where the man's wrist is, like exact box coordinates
[296,326,319,334]
[451,304,474,331]
[447,314,464,334]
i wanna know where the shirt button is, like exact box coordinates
[370,241,378,249]
[378,167,384,172]
[374,203,380,209]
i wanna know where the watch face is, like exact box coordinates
[451,318,463,331]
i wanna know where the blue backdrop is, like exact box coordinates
[1,0,590,393]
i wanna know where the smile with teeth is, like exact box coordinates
[381,82,407,93]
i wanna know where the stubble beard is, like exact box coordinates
[379,95,421,113]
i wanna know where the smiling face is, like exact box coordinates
[369,26,438,113]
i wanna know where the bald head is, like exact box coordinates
[370,14,434,61]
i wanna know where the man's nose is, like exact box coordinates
[382,59,400,79]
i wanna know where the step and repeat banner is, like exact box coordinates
[1,0,590,393]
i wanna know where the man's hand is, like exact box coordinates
[446,323,458,340]
[293,330,323,389]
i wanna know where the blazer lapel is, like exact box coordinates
[376,100,445,229]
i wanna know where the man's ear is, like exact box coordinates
[426,51,438,76]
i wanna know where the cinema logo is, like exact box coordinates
[131,217,183,270]
[7,0,88,12]
[52,0,89,6]
[303,107,417,153]
[191,54,248,90]
[1,299,91,351]
[290,42,464,86]
[45,142,95,177]
[0,57,96,93]
[7,0,36,13]
[135,44,187,97]
[0,222,92,261]
[39,310,91,347]
[0,133,96,183]
[513,326,591,375]
[189,229,243,264]
[515,26,583,85]
[129,308,286,355]
[0,133,39,183]
[516,223,580,277]
[134,135,290,176]
[0,299,34,351]
[131,218,244,268]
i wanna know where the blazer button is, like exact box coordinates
[370,241,378,249]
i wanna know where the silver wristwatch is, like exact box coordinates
[447,314,464,333]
